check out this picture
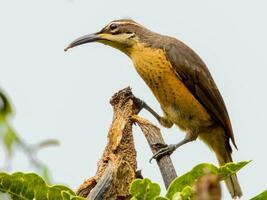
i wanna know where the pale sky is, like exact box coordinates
[1,0,267,199]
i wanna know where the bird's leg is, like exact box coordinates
[150,132,198,162]
[137,98,173,128]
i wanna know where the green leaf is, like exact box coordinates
[172,190,194,200]
[172,192,182,200]
[0,90,13,119]
[179,186,194,200]
[154,197,169,200]
[166,163,217,199]
[166,161,250,199]
[0,121,9,138]
[39,165,52,184]
[0,172,86,200]
[130,178,166,200]
[251,190,267,200]
[0,90,17,155]
[3,128,17,155]
[218,161,251,180]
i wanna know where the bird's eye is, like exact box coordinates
[109,23,118,30]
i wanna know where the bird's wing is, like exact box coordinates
[164,41,237,149]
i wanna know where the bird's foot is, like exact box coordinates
[149,143,177,163]
[151,142,168,149]
[133,97,147,109]
[150,138,193,163]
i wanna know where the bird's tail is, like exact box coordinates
[200,126,242,199]
[215,146,242,199]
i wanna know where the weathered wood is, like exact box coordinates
[77,87,142,200]
[132,115,177,188]
[77,87,178,199]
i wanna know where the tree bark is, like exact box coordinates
[132,115,177,188]
[77,87,142,200]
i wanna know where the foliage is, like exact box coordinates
[130,178,168,200]
[1,88,265,200]
[0,172,85,200]
[251,190,267,200]
[0,90,17,157]
[0,89,59,183]
[130,161,250,200]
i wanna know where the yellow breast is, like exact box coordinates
[128,43,211,131]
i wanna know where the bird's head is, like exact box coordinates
[65,19,154,55]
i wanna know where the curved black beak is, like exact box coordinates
[64,32,99,52]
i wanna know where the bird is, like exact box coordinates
[65,19,242,198]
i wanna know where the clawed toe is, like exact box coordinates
[149,144,176,163]
[151,142,168,149]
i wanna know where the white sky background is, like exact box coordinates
[1,0,267,199]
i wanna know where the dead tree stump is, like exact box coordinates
[77,87,142,200]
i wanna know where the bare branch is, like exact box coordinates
[77,87,178,199]
[132,115,177,188]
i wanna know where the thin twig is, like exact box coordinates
[132,115,177,188]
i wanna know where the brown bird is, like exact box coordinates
[65,19,242,198]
